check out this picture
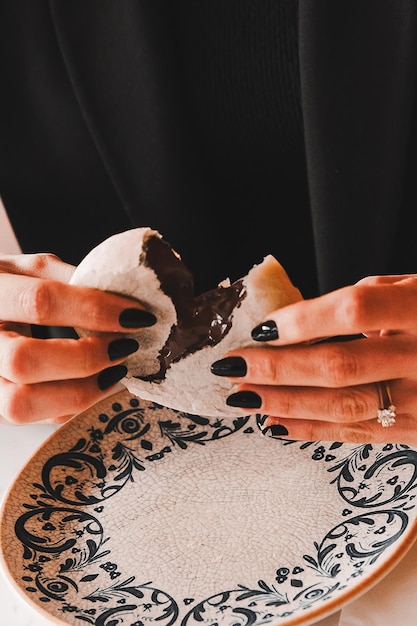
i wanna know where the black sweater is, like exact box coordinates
[1,1,417,298]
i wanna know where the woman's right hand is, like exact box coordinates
[0,253,157,425]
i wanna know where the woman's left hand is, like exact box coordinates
[211,275,417,444]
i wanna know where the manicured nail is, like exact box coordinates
[211,356,247,377]
[108,338,139,361]
[119,308,157,328]
[226,391,262,409]
[262,424,289,437]
[251,320,278,342]
[97,364,128,390]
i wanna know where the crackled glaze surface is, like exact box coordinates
[1,389,417,626]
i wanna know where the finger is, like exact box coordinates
[0,253,75,282]
[0,414,75,426]
[356,274,416,286]
[251,276,417,345]
[0,331,139,383]
[260,413,417,445]
[227,377,413,423]
[228,382,380,422]
[0,365,128,424]
[0,273,156,331]
[222,335,417,388]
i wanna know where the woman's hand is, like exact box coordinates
[0,253,156,425]
[211,275,417,444]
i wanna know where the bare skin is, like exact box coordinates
[217,275,417,444]
[0,253,155,424]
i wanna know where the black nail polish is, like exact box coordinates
[211,356,247,377]
[108,338,139,361]
[226,391,262,409]
[251,320,278,342]
[119,308,157,328]
[98,364,128,390]
[262,424,289,437]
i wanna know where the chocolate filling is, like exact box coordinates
[137,235,247,381]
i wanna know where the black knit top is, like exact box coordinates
[0,0,319,296]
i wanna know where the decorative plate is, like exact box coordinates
[1,389,417,626]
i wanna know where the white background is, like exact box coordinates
[0,199,20,254]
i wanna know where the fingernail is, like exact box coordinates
[251,320,278,342]
[98,364,128,390]
[108,338,139,361]
[226,391,262,409]
[262,424,289,437]
[211,356,247,377]
[119,308,157,328]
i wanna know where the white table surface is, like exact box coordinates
[0,424,59,625]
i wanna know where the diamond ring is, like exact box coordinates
[376,381,396,427]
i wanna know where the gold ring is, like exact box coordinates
[376,381,396,427]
